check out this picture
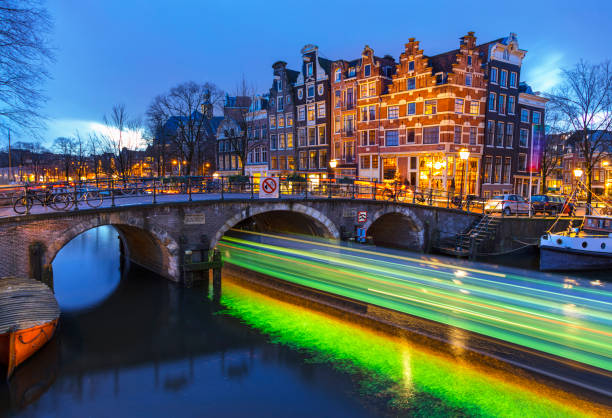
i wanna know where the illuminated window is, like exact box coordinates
[318,125,327,145]
[286,114,293,127]
[307,105,315,121]
[470,101,479,115]
[309,150,317,169]
[278,134,286,149]
[484,156,492,183]
[287,133,293,148]
[368,82,376,97]
[278,115,284,128]
[299,151,307,169]
[317,103,325,118]
[388,106,399,119]
[361,155,370,169]
[269,115,276,129]
[424,100,437,115]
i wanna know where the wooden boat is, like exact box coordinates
[0,277,60,379]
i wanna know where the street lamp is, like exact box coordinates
[459,148,470,200]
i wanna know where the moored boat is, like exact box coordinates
[540,215,612,271]
[0,277,60,379]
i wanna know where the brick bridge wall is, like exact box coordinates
[0,199,479,283]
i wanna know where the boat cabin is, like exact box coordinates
[583,216,612,235]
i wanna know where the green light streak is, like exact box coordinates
[221,281,601,417]
[219,237,612,371]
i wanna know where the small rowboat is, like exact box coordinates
[0,278,60,379]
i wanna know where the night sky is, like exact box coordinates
[30,0,612,145]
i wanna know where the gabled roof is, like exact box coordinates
[286,69,300,84]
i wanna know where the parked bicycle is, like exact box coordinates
[13,186,71,214]
[64,186,104,209]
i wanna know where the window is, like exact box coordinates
[486,120,494,146]
[496,122,504,147]
[278,156,286,170]
[318,125,326,144]
[500,70,507,87]
[454,126,462,144]
[270,156,278,170]
[348,67,356,77]
[488,92,496,111]
[510,72,517,88]
[309,150,317,169]
[407,102,416,115]
[307,105,315,121]
[494,156,502,183]
[504,157,512,184]
[306,63,313,76]
[307,85,315,98]
[334,90,341,108]
[498,94,506,114]
[278,115,284,128]
[288,156,295,170]
[360,131,368,146]
[466,74,472,86]
[286,95,291,105]
[270,134,277,150]
[407,77,416,90]
[519,128,528,147]
[408,61,414,72]
[307,127,316,145]
[287,133,294,148]
[364,64,371,77]
[470,101,480,115]
[521,109,529,123]
[297,89,303,99]
[385,130,399,146]
[270,115,276,129]
[319,149,328,169]
[299,151,307,170]
[335,69,341,82]
[518,154,527,171]
[490,67,498,83]
[286,114,293,127]
[467,55,472,66]
[298,128,306,146]
[506,123,514,147]
[469,127,477,145]
[422,126,439,144]
[298,106,305,121]
[508,96,515,114]
[278,133,285,149]
[455,98,464,113]
[369,105,376,121]
[533,111,541,125]
[388,106,399,119]
[361,155,370,169]
[372,155,379,169]
[368,82,376,97]
[424,100,437,115]
[317,103,325,118]
[484,156,492,183]
[406,128,415,143]
[318,84,324,96]
[277,79,283,92]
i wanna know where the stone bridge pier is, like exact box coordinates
[0,199,480,285]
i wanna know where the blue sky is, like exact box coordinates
[24,0,612,145]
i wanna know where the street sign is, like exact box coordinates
[357,211,367,223]
[259,177,279,199]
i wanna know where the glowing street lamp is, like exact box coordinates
[573,168,583,179]
[329,159,338,169]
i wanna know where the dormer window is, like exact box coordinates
[277,79,283,92]
[467,55,472,66]
[335,69,341,82]
[348,67,356,77]
[364,64,371,77]
[306,63,313,76]
[408,61,415,72]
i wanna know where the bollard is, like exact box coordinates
[73,181,79,211]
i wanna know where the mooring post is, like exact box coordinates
[212,249,223,303]
[183,249,193,287]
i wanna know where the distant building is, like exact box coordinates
[216,95,251,176]
[244,94,270,179]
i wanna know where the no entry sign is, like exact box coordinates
[259,177,279,199]
[357,211,367,223]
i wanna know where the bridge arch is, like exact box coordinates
[210,203,340,249]
[46,215,180,281]
[362,206,425,251]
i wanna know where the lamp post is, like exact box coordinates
[459,148,470,201]
[329,158,337,178]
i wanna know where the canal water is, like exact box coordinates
[0,226,609,417]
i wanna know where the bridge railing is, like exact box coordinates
[4,176,491,216]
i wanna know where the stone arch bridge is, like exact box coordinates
[0,198,479,284]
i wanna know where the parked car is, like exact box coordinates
[530,194,574,215]
[484,194,530,215]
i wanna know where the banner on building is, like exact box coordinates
[529,124,545,173]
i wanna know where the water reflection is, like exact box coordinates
[52,226,121,311]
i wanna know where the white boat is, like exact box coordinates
[540,215,612,271]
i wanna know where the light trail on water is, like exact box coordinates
[218,230,612,374]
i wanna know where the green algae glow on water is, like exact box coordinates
[220,280,602,417]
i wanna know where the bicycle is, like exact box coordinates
[64,186,104,209]
[13,186,71,214]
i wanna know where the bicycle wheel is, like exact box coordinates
[382,189,394,201]
[13,196,33,214]
[50,193,71,211]
[86,191,104,208]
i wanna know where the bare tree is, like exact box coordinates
[222,78,256,176]
[52,136,75,180]
[99,104,142,182]
[144,107,168,177]
[146,81,223,176]
[88,132,102,183]
[0,0,54,135]
[72,131,88,180]
[546,60,612,208]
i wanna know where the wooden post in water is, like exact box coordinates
[212,249,222,303]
